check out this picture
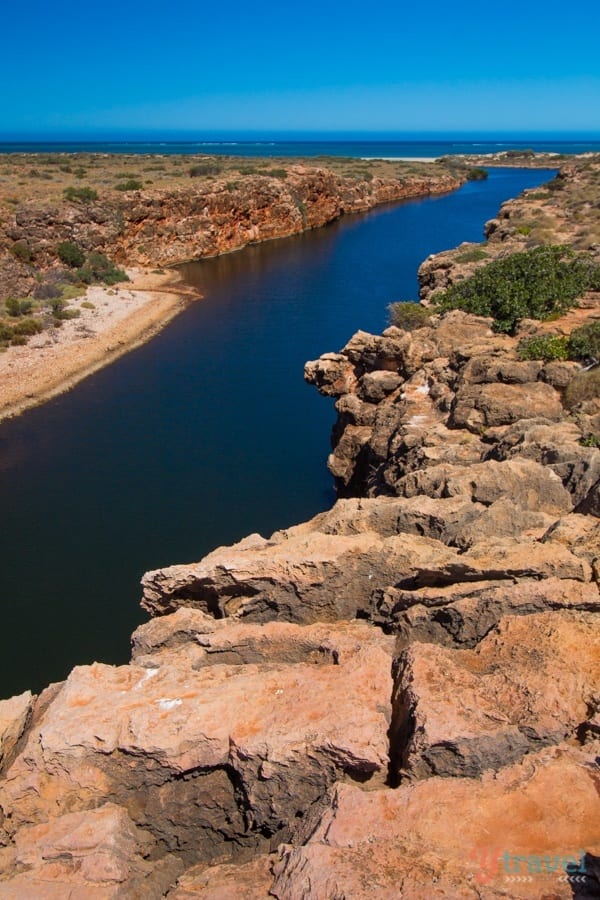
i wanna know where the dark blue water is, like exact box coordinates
[0,136,599,157]
[0,167,555,698]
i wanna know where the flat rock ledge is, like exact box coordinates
[3,230,600,894]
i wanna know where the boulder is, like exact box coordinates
[0,803,179,899]
[1,621,393,868]
[272,743,600,899]
[0,691,34,775]
[390,612,599,779]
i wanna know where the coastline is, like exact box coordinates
[0,269,197,424]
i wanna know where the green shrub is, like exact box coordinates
[4,297,33,317]
[10,241,34,263]
[433,245,600,334]
[581,433,600,447]
[11,317,43,336]
[564,368,600,408]
[0,321,13,343]
[64,186,98,202]
[114,178,143,191]
[237,166,258,175]
[264,168,288,178]
[517,334,570,361]
[57,241,85,268]
[189,162,223,177]
[466,167,488,181]
[81,300,95,309]
[506,149,535,158]
[388,301,432,331]
[10,334,27,346]
[567,321,600,363]
[77,252,128,286]
[455,248,489,263]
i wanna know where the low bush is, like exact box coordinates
[10,241,34,264]
[567,321,600,363]
[64,186,98,203]
[264,168,288,179]
[564,368,600,408]
[77,252,128,286]
[57,241,85,268]
[432,245,600,334]
[506,149,535,158]
[388,301,432,331]
[455,248,489,263]
[189,162,223,177]
[11,316,43,336]
[518,334,569,361]
[5,297,33,317]
[581,433,600,447]
[114,178,143,191]
[33,281,62,300]
[466,167,488,180]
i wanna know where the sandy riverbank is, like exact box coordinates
[0,269,198,423]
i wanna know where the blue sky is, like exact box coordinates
[2,0,599,136]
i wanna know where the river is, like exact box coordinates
[0,167,555,697]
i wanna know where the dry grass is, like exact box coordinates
[0,152,447,222]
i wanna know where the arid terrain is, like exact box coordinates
[0,156,599,897]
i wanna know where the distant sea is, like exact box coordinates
[1,135,599,157]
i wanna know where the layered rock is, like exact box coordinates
[2,159,600,898]
[0,165,462,300]
[0,619,394,883]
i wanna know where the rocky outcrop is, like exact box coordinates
[2,161,600,897]
[0,165,462,300]
[270,742,599,899]
[418,156,600,305]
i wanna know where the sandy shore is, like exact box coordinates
[0,269,198,423]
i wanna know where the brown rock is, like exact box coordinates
[167,856,274,899]
[1,621,393,866]
[371,577,600,646]
[395,458,572,516]
[0,691,34,775]
[450,381,563,431]
[272,742,600,899]
[357,370,403,403]
[390,612,599,779]
[0,803,179,899]
[140,527,460,622]
[303,353,357,397]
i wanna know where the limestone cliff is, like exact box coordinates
[1,162,600,898]
[0,164,462,301]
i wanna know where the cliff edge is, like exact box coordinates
[1,160,599,898]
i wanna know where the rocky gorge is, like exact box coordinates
[1,158,600,898]
[0,160,463,301]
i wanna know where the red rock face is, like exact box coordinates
[1,166,462,287]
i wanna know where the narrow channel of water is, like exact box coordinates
[0,167,555,697]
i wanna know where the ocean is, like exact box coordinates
[0,135,599,157]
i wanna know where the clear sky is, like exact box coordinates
[2,0,599,136]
